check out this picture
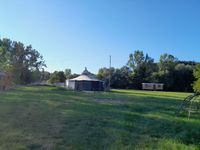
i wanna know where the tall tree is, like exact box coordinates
[0,39,12,71]
[127,53,135,71]
[134,50,145,66]
[65,68,71,79]
[159,53,178,73]
[127,50,145,71]
[0,38,46,84]
[127,50,156,89]
[57,71,66,82]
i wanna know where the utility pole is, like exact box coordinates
[109,55,111,91]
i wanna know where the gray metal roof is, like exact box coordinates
[142,83,164,85]
[70,75,101,81]
[69,68,102,82]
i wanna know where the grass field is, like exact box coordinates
[0,86,200,150]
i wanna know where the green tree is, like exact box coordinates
[134,50,145,66]
[159,53,178,73]
[127,54,135,71]
[150,63,195,91]
[97,67,115,88]
[49,71,60,83]
[43,71,51,81]
[0,39,12,71]
[112,66,132,89]
[127,50,145,71]
[193,64,200,92]
[49,71,66,83]
[57,71,66,82]
[0,38,46,84]
[65,69,71,79]
[127,51,157,89]
[173,64,194,92]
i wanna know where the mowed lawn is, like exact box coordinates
[0,86,200,150]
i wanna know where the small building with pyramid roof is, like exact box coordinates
[66,68,104,91]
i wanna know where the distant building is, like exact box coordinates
[142,83,164,91]
[66,68,104,91]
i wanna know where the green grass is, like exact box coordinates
[0,86,199,150]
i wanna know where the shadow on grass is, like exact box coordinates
[1,86,199,149]
[112,89,191,100]
[59,99,200,149]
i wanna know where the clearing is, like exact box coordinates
[0,86,199,150]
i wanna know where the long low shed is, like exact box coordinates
[142,83,164,90]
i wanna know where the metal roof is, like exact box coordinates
[69,75,101,81]
[142,83,164,85]
[68,68,102,82]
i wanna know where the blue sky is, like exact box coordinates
[0,0,200,74]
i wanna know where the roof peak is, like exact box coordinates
[82,67,91,75]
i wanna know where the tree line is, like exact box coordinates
[48,50,200,93]
[97,50,198,92]
[0,38,46,84]
[0,38,200,92]
[50,50,200,93]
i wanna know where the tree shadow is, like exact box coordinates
[58,94,200,149]
[3,86,200,149]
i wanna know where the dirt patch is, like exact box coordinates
[94,98,127,104]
